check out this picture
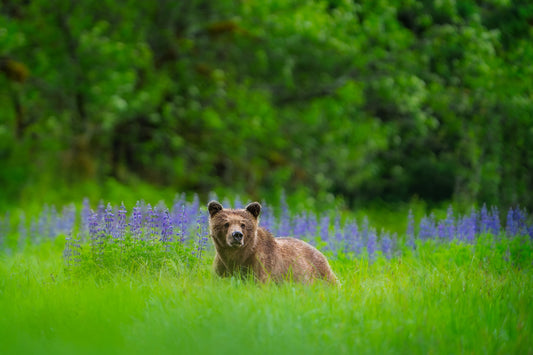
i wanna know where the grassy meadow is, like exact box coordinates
[0,196,532,355]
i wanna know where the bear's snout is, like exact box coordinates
[230,231,244,246]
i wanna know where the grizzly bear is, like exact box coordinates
[207,200,338,284]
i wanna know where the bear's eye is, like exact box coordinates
[241,223,246,229]
[224,222,229,228]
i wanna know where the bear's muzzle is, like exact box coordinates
[230,231,244,247]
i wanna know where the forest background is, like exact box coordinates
[1,0,532,212]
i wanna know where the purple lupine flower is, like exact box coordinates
[418,215,428,240]
[64,230,82,269]
[470,208,479,241]
[454,209,475,243]
[457,216,467,241]
[391,233,398,257]
[464,211,476,243]
[293,212,308,238]
[71,232,82,259]
[361,216,369,241]
[505,207,518,237]
[333,216,343,251]
[329,214,344,254]
[94,216,107,259]
[430,213,438,237]
[178,202,190,243]
[437,222,446,239]
[130,201,143,240]
[513,207,529,236]
[479,204,489,234]
[259,202,275,233]
[354,233,364,256]
[170,201,181,235]
[470,207,479,236]
[419,214,436,240]
[380,231,393,259]
[89,210,105,258]
[343,219,359,254]
[305,213,318,240]
[278,215,292,237]
[88,210,99,237]
[406,209,415,249]
[104,203,115,237]
[445,205,456,241]
[146,204,157,241]
[54,207,64,235]
[154,203,168,239]
[194,212,209,260]
[170,197,184,242]
[63,236,73,267]
[458,214,473,242]
[59,204,76,235]
[176,203,185,243]
[116,202,127,240]
[488,206,500,235]
[160,209,173,246]
[367,228,377,261]
[97,200,105,222]
[189,194,200,218]
[81,198,91,237]
[319,215,330,248]
[173,193,187,209]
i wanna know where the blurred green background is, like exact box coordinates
[1,0,532,210]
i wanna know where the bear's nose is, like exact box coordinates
[232,231,243,242]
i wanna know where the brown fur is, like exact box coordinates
[208,201,338,284]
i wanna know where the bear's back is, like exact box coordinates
[264,236,337,284]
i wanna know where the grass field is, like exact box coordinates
[1,234,532,355]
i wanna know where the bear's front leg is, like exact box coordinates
[213,255,229,277]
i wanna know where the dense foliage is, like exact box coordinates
[1,0,533,208]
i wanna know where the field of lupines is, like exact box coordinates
[1,193,533,354]
[1,194,532,265]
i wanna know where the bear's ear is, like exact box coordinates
[245,202,261,219]
[208,201,223,217]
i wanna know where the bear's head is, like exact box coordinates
[207,201,261,249]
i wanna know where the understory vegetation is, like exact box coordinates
[1,195,532,354]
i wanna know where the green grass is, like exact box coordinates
[1,238,532,355]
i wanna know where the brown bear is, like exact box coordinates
[207,200,338,284]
